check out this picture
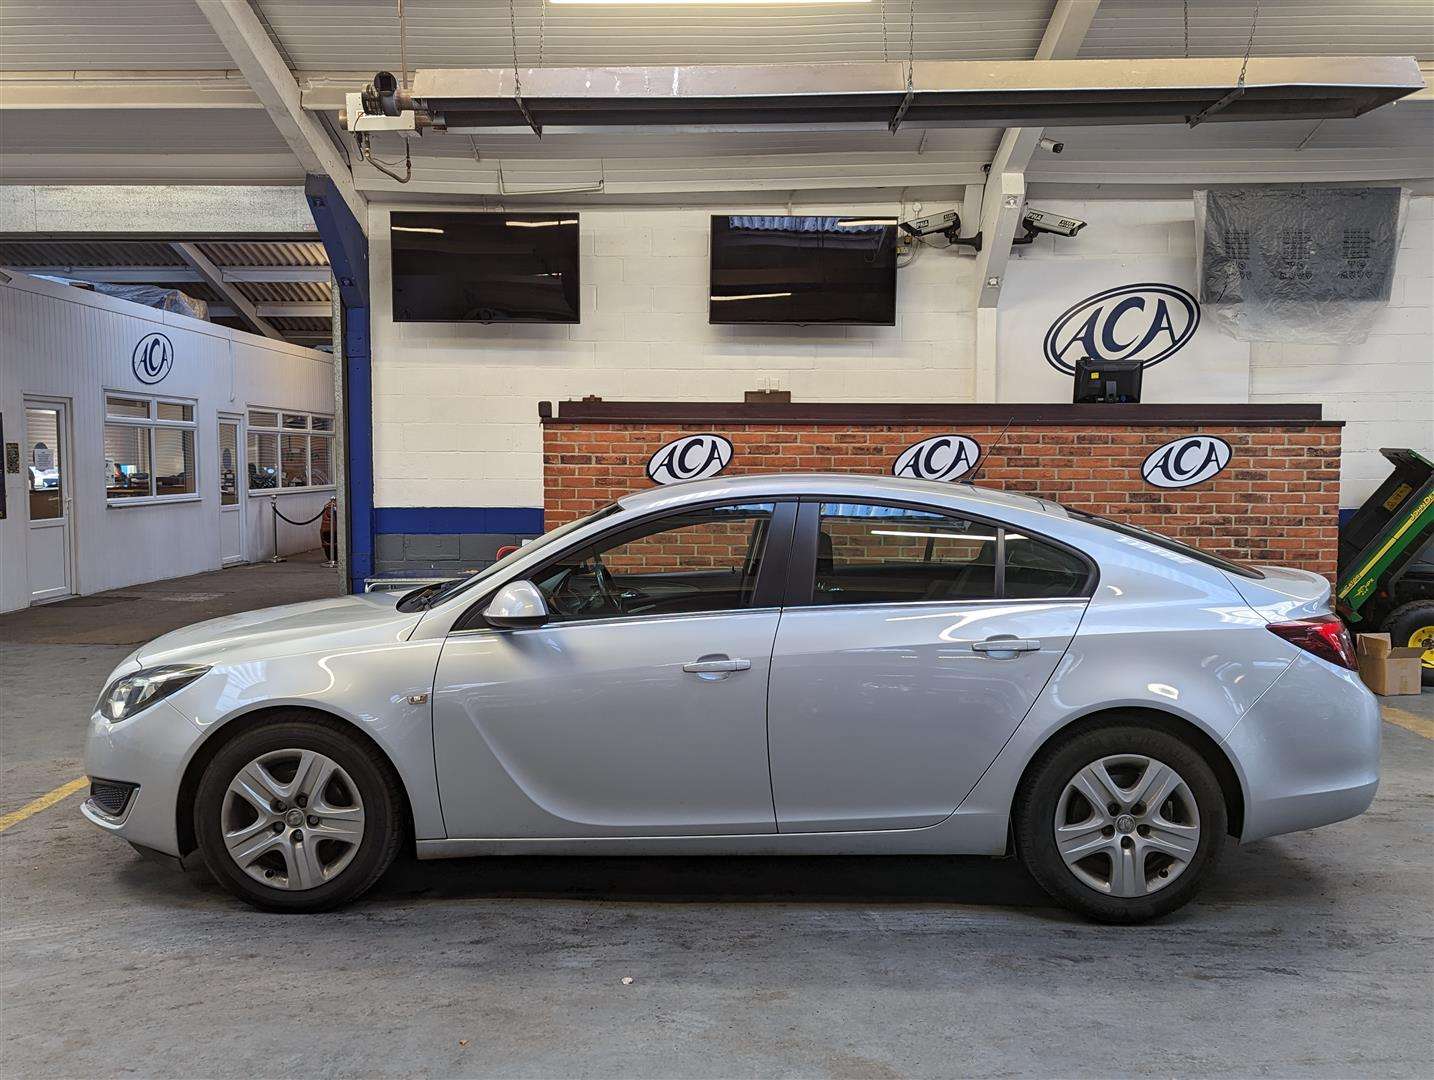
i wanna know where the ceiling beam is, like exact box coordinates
[171,241,282,339]
[194,0,366,232]
[209,302,332,318]
[4,265,331,284]
[973,0,1101,399]
[0,71,261,110]
[0,184,317,235]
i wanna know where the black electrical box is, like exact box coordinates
[1073,358,1143,403]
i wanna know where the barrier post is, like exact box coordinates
[269,495,286,564]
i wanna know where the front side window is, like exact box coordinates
[247,407,334,491]
[534,502,777,622]
[814,503,998,605]
[104,393,196,502]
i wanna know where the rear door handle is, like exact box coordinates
[970,637,1041,655]
[683,658,751,674]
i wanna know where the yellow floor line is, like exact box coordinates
[0,777,88,833]
[1383,705,1434,741]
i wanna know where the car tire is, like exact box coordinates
[1013,722,1227,924]
[193,713,404,912]
[1382,601,1434,687]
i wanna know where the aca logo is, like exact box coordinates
[892,435,981,482]
[131,332,174,385]
[1044,283,1200,375]
[1141,435,1231,489]
[646,434,733,485]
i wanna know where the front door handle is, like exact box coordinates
[971,637,1041,655]
[683,657,752,674]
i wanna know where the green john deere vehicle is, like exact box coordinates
[1336,448,1434,687]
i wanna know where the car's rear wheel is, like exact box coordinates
[1014,723,1227,924]
[193,713,403,912]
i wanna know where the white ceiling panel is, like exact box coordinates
[1081,0,1434,62]
[0,1,235,70]
[257,0,1055,73]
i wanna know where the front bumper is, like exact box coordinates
[1222,652,1382,843]
[82,698,204,857]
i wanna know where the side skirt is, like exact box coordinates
[416,811,1009,859]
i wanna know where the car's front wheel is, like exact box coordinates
[193,713,403,912]
[1014,723,1226,924]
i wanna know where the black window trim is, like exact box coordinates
[786,495,1098,608]
[454,497,799,631]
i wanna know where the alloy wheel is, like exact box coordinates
[1053,753,1201,898]
[221,748,366,890]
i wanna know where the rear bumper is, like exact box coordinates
[1221,653,1381,843]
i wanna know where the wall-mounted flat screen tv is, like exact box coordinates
[390,211,580,323]
[709,215,897,325]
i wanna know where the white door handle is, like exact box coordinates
[971,638,1041,655]
[683,658,751,674]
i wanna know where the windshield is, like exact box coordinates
[396,504,622,611]
[1068,509,1265,579]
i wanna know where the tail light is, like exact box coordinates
[1267,616,1357,670]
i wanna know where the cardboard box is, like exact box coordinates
[1355,633,1424,696]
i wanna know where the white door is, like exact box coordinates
[24,400,74,604]
[218,416,244,565]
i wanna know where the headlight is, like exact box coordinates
[96,665,210,722]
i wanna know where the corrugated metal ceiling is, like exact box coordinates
[1081,0,1434,62]
[0,0,235,70]
[257,0,1054,71]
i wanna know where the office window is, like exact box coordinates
[104,393,196,502]
[247,408,335,491]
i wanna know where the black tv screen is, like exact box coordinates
[390,211,580,323]
[709,215,897,325]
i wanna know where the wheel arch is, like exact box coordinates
[1013,706,1246,840]
[174,704,417,858]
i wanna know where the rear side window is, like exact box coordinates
[806,502,1093,606]
[1003,532,1091,598]
[814,503,998,604]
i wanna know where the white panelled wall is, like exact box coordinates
[0,274,336,612]
[370,195,1434,516]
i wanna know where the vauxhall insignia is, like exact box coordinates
[1141,435,1232,489]
[1044,283,1200,375]
[646,434,733,485]
[892,435,981,482]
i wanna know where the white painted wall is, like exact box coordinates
[0,274,335,613]
[368,195,1434,514]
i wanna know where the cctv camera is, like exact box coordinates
[1037,137,1064,154]
[1022,208,1086,238]
[899,208,960,238]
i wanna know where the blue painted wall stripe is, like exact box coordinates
[374,507,545,535]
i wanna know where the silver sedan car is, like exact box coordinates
[83,473,1379,922]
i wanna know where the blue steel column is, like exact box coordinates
[305,176,372,593]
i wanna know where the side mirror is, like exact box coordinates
[482,580,550,629]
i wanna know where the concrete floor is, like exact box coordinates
[1,559,1431,1078]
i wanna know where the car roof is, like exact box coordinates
[616,472,1064,517]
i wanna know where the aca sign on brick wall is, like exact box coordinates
[541,404,1343,578]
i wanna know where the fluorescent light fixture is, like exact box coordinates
[391,225,444,234]
[836,218,898,226]
[505,219,578,228]
[710,292,793,301]
[870,530,997,541]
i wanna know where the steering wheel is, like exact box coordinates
[549,554,626,617]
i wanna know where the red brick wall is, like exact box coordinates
[543,422,1342,577]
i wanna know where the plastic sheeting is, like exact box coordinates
[1194,185,1407,345]
[33,276,209,321]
